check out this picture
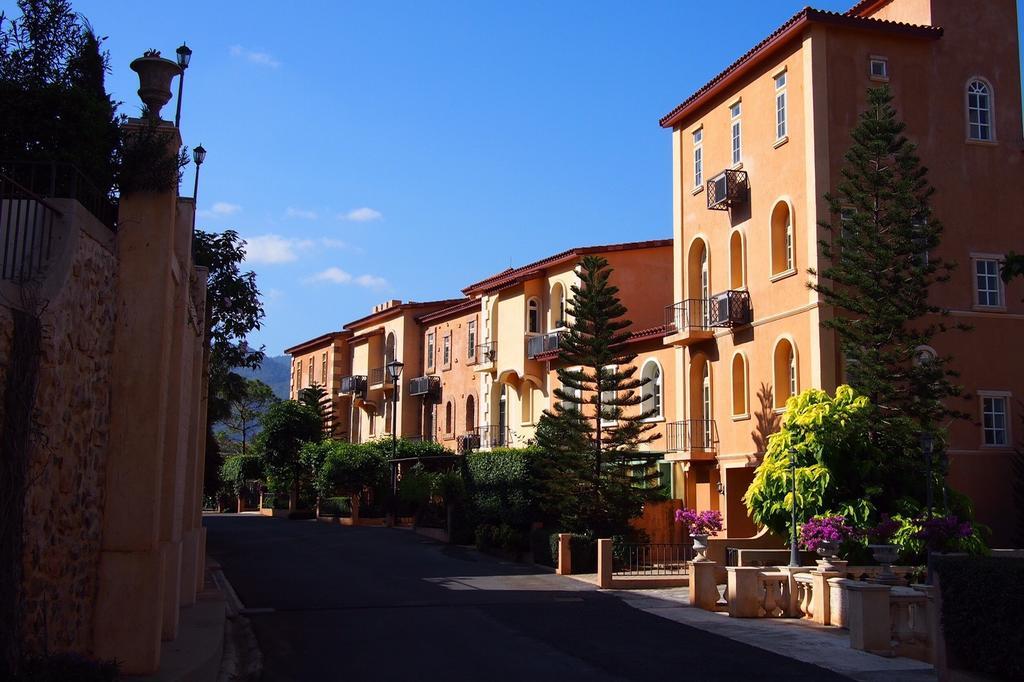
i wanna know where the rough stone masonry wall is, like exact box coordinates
[16,228,117,656]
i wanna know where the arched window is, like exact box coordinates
[527,298,541,333]
[465,395,476,432]
[550,283,566,328]
[445,401,453,434]
[913,345,937,366]
[685,238,711,329]
[701,363,713,448]
[729,230,745,290]
[731,353,748,417]
[641,360,662,419]
[521,383,533,424]
[385,331,396,366]
[771,201,794,276]
[773,338,797,408]
[497,384,508,446]
[967,79,993,141]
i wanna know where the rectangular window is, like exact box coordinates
[467,320,476,359]
[443,334,451,367]
[692,128,703,188]
[295,360,302,391]
[730,102,742,166]
[426,332,435,370]
[308,357,314,385]
[975,258,1002,307]
[869,57,888,81]
[322,353,328,387]
[775,72,787,140]
[982,395,1008,446]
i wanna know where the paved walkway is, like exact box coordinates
[205,514,848,681]
[567,578,935,682]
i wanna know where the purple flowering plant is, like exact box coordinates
[867,514,901,544]
[800,515,855,552]
[674,508,723,537]
[915,515,973,551]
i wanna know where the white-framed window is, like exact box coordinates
[869,56,889,81]
[974,258,1003,307]
[967,79,994,142]
[730,101,742,166]
[442,334,451,367]
[600,365,617,426]
[467,320,476,359]
[693,127,703,188]
[426,332,435,370]
[774,71,788,140]
[980,393,1010,446]
[640,360,662,420]
[559,369,582,413]
[527,297,541,333]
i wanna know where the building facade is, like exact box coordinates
[285,330,351,438]
[659,0,1023,541]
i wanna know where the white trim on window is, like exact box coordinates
[978,391,1011,447]
[692,126,704,189]
[774,71,788,141]
[640,359,664,422]
[730,101,742,167]
[869,56,889,82]
[966,77,995,142]
[972,255,1005,309]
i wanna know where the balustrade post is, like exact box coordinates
[689,560,720,610]
[597,538,613,588]
[811,570,839,625]
[846,582,892,655]
[556,533,572,576]
[726,567,764,617]
[827,577,853,628]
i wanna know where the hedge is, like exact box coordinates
[545,532,596,573]
[464,448,538,529]
[318,496,352,516]
[934,555,1024,679]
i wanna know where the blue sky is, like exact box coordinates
[15,1,1024,354]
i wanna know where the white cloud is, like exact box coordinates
[197,201,241,218]
[306,267,388,289]
[229,45,280,68]
[320,238,349,249]
[243,235,300,264]
[285,207,318,220]
[340,207,382,222]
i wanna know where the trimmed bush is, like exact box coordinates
[530,527,558,567]
[319,496,352,517]
[465,448,538,529]
[475,523,527,554]
[934,555,1024,679]
[547,532,596,573]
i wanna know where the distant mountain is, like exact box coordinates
[236,354,291,399]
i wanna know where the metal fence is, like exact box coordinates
[1,171,63,283]
[613,543,692,577]
[0,160,116,230]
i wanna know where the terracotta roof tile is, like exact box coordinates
[658,7,942,129]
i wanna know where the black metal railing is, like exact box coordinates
[471,342,496,364]
[457,433,481,453]
[369,366,386,385]
[409,375,440,398]
[613,543,692,576]
[527,330,567,359]
[707,168,749,211]
[0,161,117,230]
[665,419,718,454]
[340,375,367,396]
[1,171,63,283]
[473,425,510,450]
[666,291,751,332]
[665,299,712,331]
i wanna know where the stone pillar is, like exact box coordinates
[780,566,807,617]
[689,560,720,611]
[726,567,764,618]
[597,538,613,588]
[811,570,839,625]
[828,577,853,628]
[93,119,182,675]
[846,582,892,654]
[556,533,572,576]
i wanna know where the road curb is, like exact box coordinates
[210,561,264,682]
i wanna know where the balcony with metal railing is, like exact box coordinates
[665,419,718,460]
[470,341,496,370]
[368,366,387,387]
[526,330,567,359]
[467,425,510,451]
[664,290,751,346]
[340,375,367,397]
[409,375,440,399]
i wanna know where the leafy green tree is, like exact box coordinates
[534,255,660,535]
[810,85,967,448]
[744,386,926,538]
[257,401,322,511]
[194,230,265,499]
[298,383,334,437]
[1002,252,1024,294]
[218,455,263,511]
[218,379,277,456]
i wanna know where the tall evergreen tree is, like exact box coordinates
[534,255,661,534]
[810,86,967,447]
[299,382,334,437]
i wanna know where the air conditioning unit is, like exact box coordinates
[708,291,752,328]
[707,169,749,211]
[409,375,440,398]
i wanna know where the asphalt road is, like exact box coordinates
[205,515,846,682]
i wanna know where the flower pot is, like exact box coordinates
[868,544,901,584]
[691,534,709,562]
[130,53,182,119]
[814,541,841,572]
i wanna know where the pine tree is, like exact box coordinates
[811,86,967,447]
[534,255,661,534]
[299,382,334,437]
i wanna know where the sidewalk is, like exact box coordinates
[566,576,936,682]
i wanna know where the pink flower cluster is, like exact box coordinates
[800,515,854,552]
[915,515,973,550]
[674,508,723,537]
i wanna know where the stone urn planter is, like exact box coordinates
[130,50,182,119]
[691,533,709,562]
[815,541,841,572]
[868,543,901,584]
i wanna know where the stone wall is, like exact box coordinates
[14,226,117,655]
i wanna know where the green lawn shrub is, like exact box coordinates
[319,496,352,516]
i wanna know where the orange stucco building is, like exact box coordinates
[284,330,351,438]
[659,0,1023,541]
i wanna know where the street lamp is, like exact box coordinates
[921,431,935,519]
[386,360,404,496]
[174,42,192,128]
[788,448,800,567]
[190,144,206,231]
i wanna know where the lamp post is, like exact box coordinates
[174,42,192,128]
[386,360,404,496]
[190,144,206,231]
[788,448,800,567]
[921,431,935,519]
